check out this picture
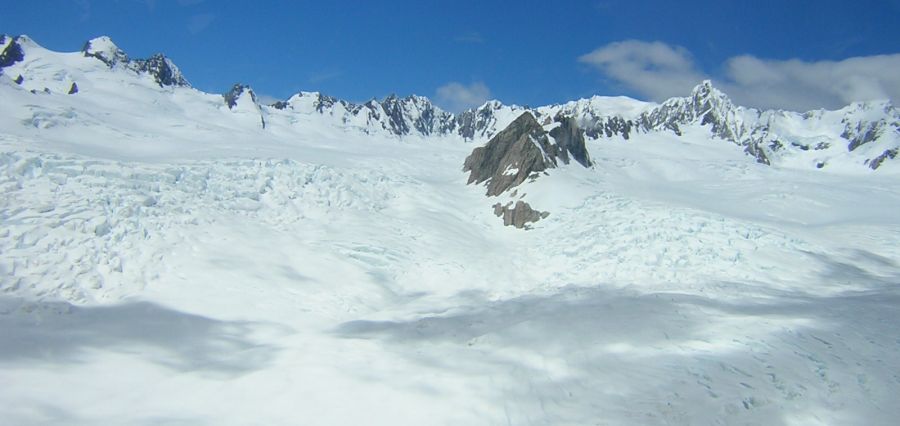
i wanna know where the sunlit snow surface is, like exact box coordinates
[2,42,900,425]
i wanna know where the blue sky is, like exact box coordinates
[3,0,899,111]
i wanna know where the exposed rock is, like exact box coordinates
[456,100,518,140]
[68,82,78,94]
[844,120,883,152]
[133,54,190,88]
[463,112,591,196]
[867,148,898,170]
[381,94,410,135]
[80,36,189,88]
[0,36,25,68]
[223,83,266,129]
[81,36,129,67]
[492,201,549,229]
[271,101,289,110]
[549,116,592,167]
[464,112,555,196]
[224,83,257,109]
[14,74,23,85]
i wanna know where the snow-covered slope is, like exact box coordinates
[1,35,900,425]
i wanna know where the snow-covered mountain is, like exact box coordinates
[3,34,900,425]
[2,34,897,172]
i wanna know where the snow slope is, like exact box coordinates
[1,35,899,425]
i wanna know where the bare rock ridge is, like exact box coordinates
[464,112,592,197]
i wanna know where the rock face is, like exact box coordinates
[0,35,26,69]
[463,112,592,196]
[549,116,592,167]
[224,83,257,109]
[493,201,549,229]
[133,54,190,87]
[223,83,266,129]
[68,82,78,94]
[80,36,190,88]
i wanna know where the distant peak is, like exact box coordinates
[223,83,258,109]
[479,99,505,110]
[82,36,129,67]
[690,79,726,99]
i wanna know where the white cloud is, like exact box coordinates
[435,81,491,112]
[578,40,704,101]
[721,54,900,111]
[454,31,484,44]
[188,13,215,34]
[579,40,900,111]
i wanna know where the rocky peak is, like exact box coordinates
[223,83,258,109]
[380,94,456,136]
[82,36,129,67]
[223,83,265,129]
[456,100,524,140]
[464,112,591,196]
[380,94,411,135]
[133,53,190,88]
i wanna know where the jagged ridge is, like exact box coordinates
[2,34,898,171]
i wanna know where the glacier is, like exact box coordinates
[1,35,899,425]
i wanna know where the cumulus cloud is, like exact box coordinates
[578,40,704,101]
[579,40,900,111]
[721,54,900,111]
[435,81,491,112]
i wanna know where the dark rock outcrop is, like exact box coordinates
[133,54,190,87]
[844,120,883,152]
[464,113,553,196]
[68,82,78,94]
[464,112,592,196]
[224,83,257,109]
[14,74,23,85]
[867,148,898,170]
[0,36,25,69]
[223,83,266,128]
[549,116,592,167]
[493,201,549,229]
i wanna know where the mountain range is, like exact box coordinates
[1,34,898,172]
